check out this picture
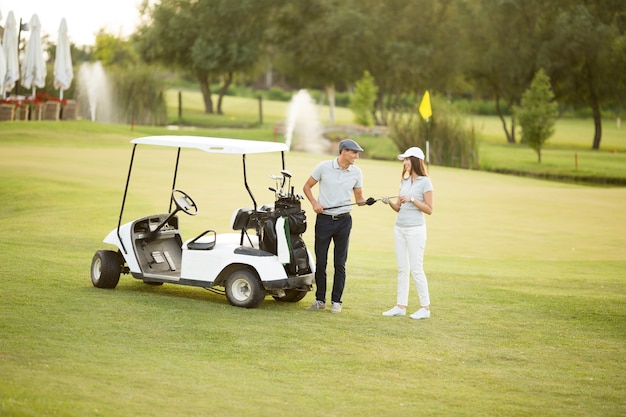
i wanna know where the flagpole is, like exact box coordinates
[418,90,432,168]
[426,118,430,168]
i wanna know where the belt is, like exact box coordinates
[319,212,350,220]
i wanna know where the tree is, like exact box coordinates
[516,69,558,163]
[541,1,626,149]
[93,30,139,68]
[460,0,556,144]
[356,0,460,125]
[271,0,460,125]
[272,0,368,123]
[137,0,278,114]
[349,71,378,126]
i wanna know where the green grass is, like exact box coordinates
[471,115,626,150]
[470,115,626,183]
[479,143,626,183]
[0,123,624,416]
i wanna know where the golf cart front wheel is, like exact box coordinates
[91,250,122,289]
[225,269,265,308]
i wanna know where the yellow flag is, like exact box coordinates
[419,90,432,120]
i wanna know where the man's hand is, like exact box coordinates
[312,201,324,214]
[365,197,376,206]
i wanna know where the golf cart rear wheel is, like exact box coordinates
[273,289,307,302]
[225,269,265,308]
[91,250,121,289]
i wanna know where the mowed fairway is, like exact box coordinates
[0,123,624,417]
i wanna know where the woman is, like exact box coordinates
[381,147,433,320]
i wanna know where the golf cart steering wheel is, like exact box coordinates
[172,189,198,216]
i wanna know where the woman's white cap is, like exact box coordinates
[398,147,425,160]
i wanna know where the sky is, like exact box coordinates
[0,0,143,46]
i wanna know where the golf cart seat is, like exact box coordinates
[187,229,216,250]
[231,207,273,247]
[231,206,274,230]
[231,207,257,231]
[231,207,258,246]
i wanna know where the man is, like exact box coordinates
[303,138,372,314]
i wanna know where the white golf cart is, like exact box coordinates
[90,135,315,308]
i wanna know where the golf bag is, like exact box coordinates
[260,197,311,275]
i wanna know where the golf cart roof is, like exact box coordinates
[131,135,289,154]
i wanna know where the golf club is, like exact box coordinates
[269,174,282,192]
[281,169,292,197]
[324,196,398,210]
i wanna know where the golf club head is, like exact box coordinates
[269,174,282,192]
[281,170,293,197]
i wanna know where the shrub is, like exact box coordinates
[266,87,293,101]
[388,94,479,169]
[111,65,168,126]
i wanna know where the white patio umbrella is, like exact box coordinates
[0,42,6,98]
[20,14,46,96]
[2,11,19,97]
[53,18,73,100]
[0,11,6,97]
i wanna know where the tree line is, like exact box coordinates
[56,0,626,149]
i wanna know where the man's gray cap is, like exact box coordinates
[338,138,364,152]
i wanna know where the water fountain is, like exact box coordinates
[76,62,116,122]
[284,89,331,153]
